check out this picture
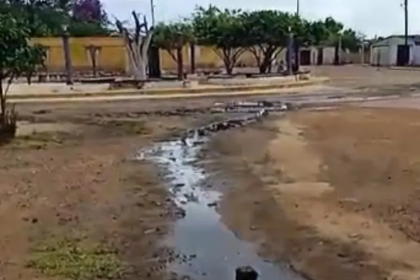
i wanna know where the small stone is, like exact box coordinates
[143,228,157,235]
[337,252,346,258]
[153,201,162,206]
[207,202,218,207]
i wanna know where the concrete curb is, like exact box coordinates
[8,77,329,100]
[388,67,420,71]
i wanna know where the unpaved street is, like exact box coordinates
[0,101,220,280]
[208,107,420,280]
[2,66,420,280]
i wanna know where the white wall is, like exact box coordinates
[371,37,420,66]
[370,46,391,65]
[412,45,420,65]
[322,47,335,64]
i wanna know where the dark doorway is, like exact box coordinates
[397,45,410,66]
[300,50,311,65]
[316,47,323,65]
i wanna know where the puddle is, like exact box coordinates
[138,105,306,280]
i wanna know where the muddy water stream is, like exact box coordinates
[140,102,305,280]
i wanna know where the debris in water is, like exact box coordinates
[207,202,218,207]
[180,133,188,146]
[235,266,259,280]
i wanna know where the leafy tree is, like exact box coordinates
[192,5,246,75]
[241,10,298,74]
[306,20,329,46]
[153,22,193,62]
[0,0,110,37]
[0,14,46,130]
[71,0,110,36]
[340,29,361,52]
[72,0,104,22]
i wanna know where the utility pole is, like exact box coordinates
[404,0,408,46]
[150,0,156,26]
[293,0,300,72]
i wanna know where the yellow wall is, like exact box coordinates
[31,37,127,72]
[30,36,263,73]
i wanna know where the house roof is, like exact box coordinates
[372,34,420,47]
[388,34,420,42]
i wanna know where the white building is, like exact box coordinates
[370,35,420,66]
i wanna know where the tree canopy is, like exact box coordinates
[0,13,46,128]
[0,0,110,37]
[152,5,362,73]
[240,10,309,73]
[153,21,193,62]
[191,6,247,74]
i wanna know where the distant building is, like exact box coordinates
[370,35,420,66]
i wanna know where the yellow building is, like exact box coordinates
[30,37,261,73]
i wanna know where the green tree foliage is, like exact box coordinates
[153,7,361,74]
[0,13,46,126]
[319,17,360,51]
[241,11,312,73]
[153,22,193,62]
[0,0,110,37]
[191,5,246,74]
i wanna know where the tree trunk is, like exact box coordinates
[259,56,272,74]
[334,44,339,65]
[176,46,184,80]
[123,32,154,81]
[0,80,5,124]
[190,43,196,74]
[223,61,233,75]
[91,54,97,77]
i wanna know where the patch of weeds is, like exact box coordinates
[97,119,151,135]
[27,239,124,280]
[8,132,67,149]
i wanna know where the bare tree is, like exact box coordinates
[116,11,154,80]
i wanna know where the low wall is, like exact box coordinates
[203,73,311,86]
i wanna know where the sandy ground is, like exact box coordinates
[0,101,220,280]
[207,106,420,280]
[3,65,420,280]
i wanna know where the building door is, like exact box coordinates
[316,48,323,65]
[397,45,410,66]
[300,50,311,65]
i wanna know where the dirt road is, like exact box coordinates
[207,106,420,280]
[0,101,223,280]
[3,66,420,280]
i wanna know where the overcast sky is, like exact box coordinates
[102,0,416,38]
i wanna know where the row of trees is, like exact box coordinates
[0,0,110,37]
[153,6,362,74]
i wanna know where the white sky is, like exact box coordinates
[102,0,417,38]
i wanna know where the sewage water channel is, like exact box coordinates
[139,101,306,280]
